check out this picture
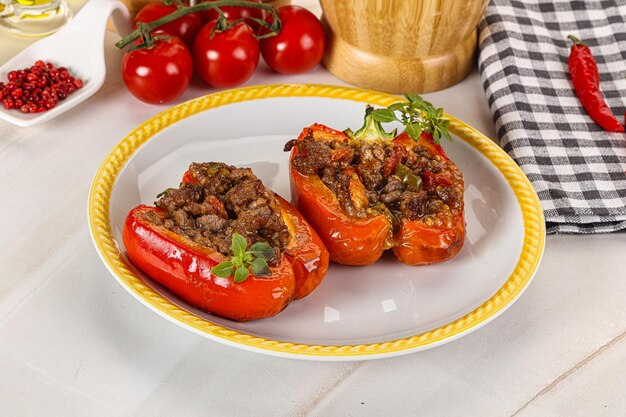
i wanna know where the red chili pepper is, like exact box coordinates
[287,124,465,266]
[568,35,624,132]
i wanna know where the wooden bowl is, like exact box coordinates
[320,0,488,93]
[121,0,152,17]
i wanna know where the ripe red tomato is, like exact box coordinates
[192,21,260,88]
[134,2,202,47]
[122,36,193,104]
[199,0,264,32]
[260,6,326,74]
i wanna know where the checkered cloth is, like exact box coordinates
[478,0,626,233]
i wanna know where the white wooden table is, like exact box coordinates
[1,2,625,416]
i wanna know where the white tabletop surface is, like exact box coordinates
[1,1,625,416]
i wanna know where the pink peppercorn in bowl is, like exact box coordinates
[0,0,131,128]
[0,61,84,115]
[0,51,94,128]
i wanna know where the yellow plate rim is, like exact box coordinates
[88,84,545,359]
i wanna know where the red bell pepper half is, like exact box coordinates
[391,133,465,265]
[122,168,328,322]
[124,205,295,321]
[287,109,465,266]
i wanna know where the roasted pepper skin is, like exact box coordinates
[182,169,329,300]
[290,124,393,266]
[123,205,296,321]
[392,212,465,265]
[391,132,465,264]
[290,165,392,266]
[276,195,329,298]
[288,125,465,266]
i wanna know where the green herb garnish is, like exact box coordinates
[344,105,396,141]
[211,233,273,283]
[156,188,174,199]
[370,94,452,143]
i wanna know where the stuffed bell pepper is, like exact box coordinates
[284,95,465,266]
[123,162,329,321]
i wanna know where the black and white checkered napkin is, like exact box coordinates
[478,0,626,233]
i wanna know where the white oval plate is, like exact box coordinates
[89,85,545,361]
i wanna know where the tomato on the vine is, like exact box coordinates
[192,21,260,88]
[260,6,326,74]
[122,36,193,104]
[134,2,202,47]
[198,0,264,32]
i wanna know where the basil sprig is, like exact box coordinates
[370,94,452,143]
[211,233,274,283]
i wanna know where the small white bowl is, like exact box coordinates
[0,0,131,127]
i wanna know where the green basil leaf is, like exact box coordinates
[248,242,275,261]
[156,188,172,199]
[388,102,407,112]
[233,266,249,283]
[405,93,420,103]
[250,257,270,276]
[408,95,428,109]
[405,123,422,140]
[231,233,247,257]
[432,128,442,144]
[371,108,397,123]
[211,261,233,278]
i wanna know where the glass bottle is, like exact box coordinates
[0,0,72,36]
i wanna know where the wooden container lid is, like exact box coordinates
[320,0,488,93]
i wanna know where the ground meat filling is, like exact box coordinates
[142,162,290,265]
[288,136,463,229]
